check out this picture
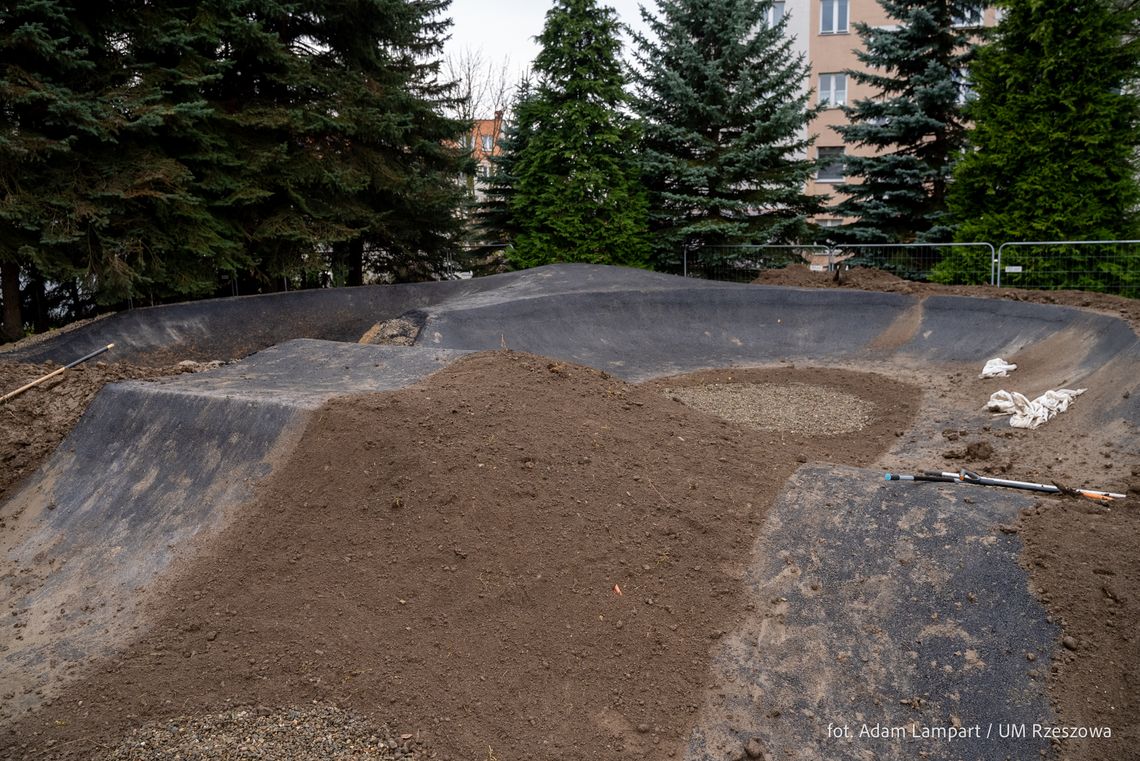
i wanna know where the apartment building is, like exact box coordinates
[782,0,998,226]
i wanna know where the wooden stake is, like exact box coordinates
[0,343,115,404]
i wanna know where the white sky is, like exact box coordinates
[444,0,653,85]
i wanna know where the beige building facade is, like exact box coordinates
[781,0,998,226]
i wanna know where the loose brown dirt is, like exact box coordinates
[1018,494,1140,761]
[2,353,919,760]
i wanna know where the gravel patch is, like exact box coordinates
[664,382,874,435]
[100,705,426,761]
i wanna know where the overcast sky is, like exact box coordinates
[444,0,653,85]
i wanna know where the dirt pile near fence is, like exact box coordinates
[3,352,919,760]
[755,265,1140,332]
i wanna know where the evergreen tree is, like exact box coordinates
[944,0,1140,289]
[1,0,470,340]
[83,0,245,300]
[832,0,979,243]
[509,0,649,268]
[305,0,472,283]
[187,0,469,286]
[0,0,118,339]
[631,0,824,266]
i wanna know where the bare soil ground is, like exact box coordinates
[1,272,1137,760]
[2,354,919,760]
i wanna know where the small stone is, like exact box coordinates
[745,737,767,759]
[1062,636,1078,651]
[1026,652,1036,662]
[637,723,650,733]
[206,631,218,642]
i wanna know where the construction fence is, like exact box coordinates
[675,241,1139,297]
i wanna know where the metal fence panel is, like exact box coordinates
[451,239,1138,298]
[679,245,833,282]
[832,242,996,285]
[996,241,1140,296]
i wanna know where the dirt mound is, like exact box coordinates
[4,352,919,760]
[757,263,910,291]
[0,361,191,506]
[755,265,1140,332]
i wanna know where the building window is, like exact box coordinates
[952,4,984,27]
[819,73,847,107]
[820,0,848,34]
[817,218,843,228]
[817,147,845,182]
[481,134,494,152]
[767,0,786,28]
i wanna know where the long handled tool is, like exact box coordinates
[0,343,115,404]
[885,468,1126,502]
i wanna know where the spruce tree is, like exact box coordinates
[1,0,471,328]
[833,0,979,242]
[509,0,649,268]
[83,0,245,300]
[631,0,824,266]
[304,0,471,282]
[944,0,1140,289]
[191,0,468,286]
[0,0,116,339]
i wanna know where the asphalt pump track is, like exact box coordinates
[2,264,1137,760]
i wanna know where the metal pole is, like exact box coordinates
[929,469,1125,500]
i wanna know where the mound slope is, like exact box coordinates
[0,361,191,504]
[6,351,919,760]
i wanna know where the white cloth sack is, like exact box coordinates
[979,358,1018,378]
[987,388,1086,429]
